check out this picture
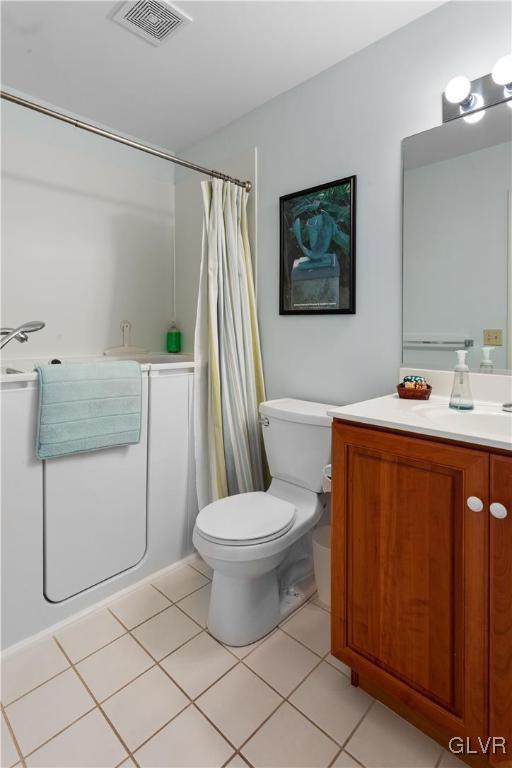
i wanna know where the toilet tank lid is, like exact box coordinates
[259,398,335,427]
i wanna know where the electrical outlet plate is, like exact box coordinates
[483,329,503,346]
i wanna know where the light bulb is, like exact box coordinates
[463,94,485,123]
[463,109,485,124]
[492,54,512,86]
[445,75,472,104]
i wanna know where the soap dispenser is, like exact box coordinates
[449,350,474,410]
[479,346,495,373]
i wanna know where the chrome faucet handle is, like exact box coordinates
[503,403,512,413]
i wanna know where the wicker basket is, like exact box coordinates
[396,383,432,401]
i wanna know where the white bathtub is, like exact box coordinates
[0,356,196,650]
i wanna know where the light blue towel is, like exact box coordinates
[35,361,142,459]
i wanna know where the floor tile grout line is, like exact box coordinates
[278,596,314,629]
[235,648,369,760]
[2,662,71,710]
[278,622,328,659]
[241,650,325,702]
[191,701,242,755]
[0,583,298,712]
[188,566,213,581]
[127,606,343,759]
[221,628,277,663]
[125,616,205,664]
[2,605,164,710]
[3,576,339,765]
[342,746,373,768]
[11,624,372,768]
[117,619,287,760]
[18,701,97,761]
[245,663,344,752]
[186,560,213,578]
[8,590,382,767]
[233,654,342,758]
[96,660,160,707]
[327,745,344,767]
[110,628,243,760]
[109,599,172,633]
[52,637,135,764]
[309,596,331,614]
[0,570,214,750]
[221,591,319,662]
[107,569,212,635]
[168,593,213,633]
[328,699,377,765]
[113,699,190,761]
[149,638,272,756]
[54,626,129,666]
[1,704,27,767]
[113,615,244,758]
[150,570,211,604]
[232,696,286,756]
[111,597,205,642]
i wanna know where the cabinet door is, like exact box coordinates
[332,422,489,746]
[490,454,512,766]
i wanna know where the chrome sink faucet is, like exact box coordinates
[0,321,45,350]
[503,403,512,413]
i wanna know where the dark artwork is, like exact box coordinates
[279,176,356,314]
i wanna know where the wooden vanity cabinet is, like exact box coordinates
[331,420,511,766]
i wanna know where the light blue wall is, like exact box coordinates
[177,1,510,405]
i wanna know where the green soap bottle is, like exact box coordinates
[166,322,182,353]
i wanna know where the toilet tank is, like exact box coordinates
[259,398,333,493]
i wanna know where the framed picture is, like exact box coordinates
[279,175,356,315]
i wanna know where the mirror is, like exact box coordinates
[402,101,512,372]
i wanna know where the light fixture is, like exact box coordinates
[443,58,512,123]
[444,76,474,107]
[492,54,512,88]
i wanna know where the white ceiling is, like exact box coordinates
[1,1,442,151]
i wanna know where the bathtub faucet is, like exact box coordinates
[0,321,46,350]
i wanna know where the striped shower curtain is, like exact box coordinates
[193,179,266,510]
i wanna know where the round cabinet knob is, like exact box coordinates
[490,502,508,519]
[467,496,484,512]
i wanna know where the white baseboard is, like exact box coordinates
[2,553,201,659]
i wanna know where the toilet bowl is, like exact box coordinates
[193,398,333,646]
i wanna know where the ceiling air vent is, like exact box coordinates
[112,1,192,46]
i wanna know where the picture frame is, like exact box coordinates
[279,175,356,315]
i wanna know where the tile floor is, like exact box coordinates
[1,560,465,768]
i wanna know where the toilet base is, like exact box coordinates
[207,569,317,647]
[207,569,280,646]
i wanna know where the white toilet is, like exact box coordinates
[193,398,332,646]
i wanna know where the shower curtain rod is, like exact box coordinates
[1,90,252,192]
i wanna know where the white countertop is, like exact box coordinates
[328,394,512,452]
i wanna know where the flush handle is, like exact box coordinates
[467,496,484,512]
[258,415,270,427]
[490,502,508,519]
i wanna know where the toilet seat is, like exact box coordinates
[195,492,296,546]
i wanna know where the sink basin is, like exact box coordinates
[412,404,512,442]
